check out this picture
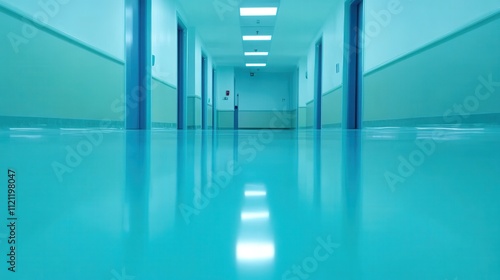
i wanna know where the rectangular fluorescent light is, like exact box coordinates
[243,35,272,41]
[241,211,270,220]
[244,52,269,56]
[244,190,267,196]
[246,63,266,67]
[240,7,278,16]
[237,242,275,261]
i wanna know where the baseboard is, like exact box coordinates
[363,113,500,127]
[0,116,123,129]
[322,123,342,128]
[152,122,177,129]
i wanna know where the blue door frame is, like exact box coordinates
[125,0,151,129]
[343,0,364,129]
[177,20,187,129]
[212,67,216,130]
[234,93,239,130]
[314,39,323,130]
[201,54,208,129]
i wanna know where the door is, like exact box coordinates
[343,0,364,129]
[314,38,323,129]
[201,54,208,129]
[234,93,239,129]
[177,20,187,129]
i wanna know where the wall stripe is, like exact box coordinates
[0,116,123,129]
[322,85,342,97]
[363,12,500,126]
[152,77,176,90]
[365,10,500,76]
[0,4,124,65]
[363,113,500,127]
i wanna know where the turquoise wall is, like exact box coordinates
[187,96,201,129]
[151,78,177,128]
[321,86,342,128]
[363,12,500,126]
[237,111,295,129]
[306,101,314,128]
[0,5,124,128]
[298,107,307,128]
[208,105,213,128]
[218,111,234,129]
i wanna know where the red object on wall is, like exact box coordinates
[226,90,230,96]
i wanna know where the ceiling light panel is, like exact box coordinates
[244,52,269,56]
[240,7,278,16]
[246,63,267,67]
[243,35,272,41]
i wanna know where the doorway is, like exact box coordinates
[212,67,216,130]
[343,0,363,129]
[177,20,187,129]
[314,38,323,129]
[234,93,239,130]
[201,53,208,129]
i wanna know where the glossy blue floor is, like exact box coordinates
[1,128,499,279]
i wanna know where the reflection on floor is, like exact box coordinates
[0,128,499,279]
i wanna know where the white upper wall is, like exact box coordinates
[364,0,500,72]
[185,26,214,99]
[235,70,293,111]
[298,57,309,107]
[291,68,299,110]
[0,0,125,60]
[298,1,344,106]
[215,67,234,111]
[306,45,316,104]
[152,0,177,86]
[322,1,344,93]
[207,56,213,105]
[153,0,214,105]
[194,34,202,97]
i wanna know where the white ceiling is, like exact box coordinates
[176,0,339,72]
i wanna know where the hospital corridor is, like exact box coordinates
[1,0,500,279]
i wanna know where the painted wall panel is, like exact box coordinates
[0,0,125,60]
[152,0,177,86]
[363,14,500,124]
[290,110,297,129]
[298,58,310,107]
[215,67,235,128]
[207,57,213,106]
[237,111,295,129]
[235,70,293,111]
[0,10,124,123]
[195,96,201,127]
[321,87,342,126]
[218,111,234,129]
[194,36,202,98]
[298,1,343,124]
[208,105,213,128]
[187,96,202,129]
[364,0,500,72]
[306,102,314,128]
[151,78,177,125]
[298,107,307,128]
[215,67,234,111]
[321,2,344,92]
